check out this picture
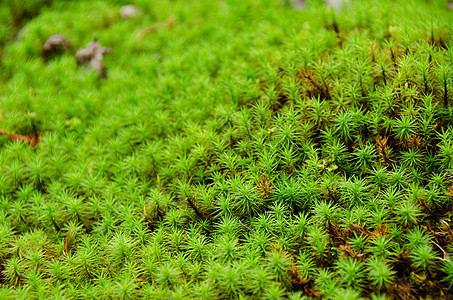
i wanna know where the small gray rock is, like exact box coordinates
[286,0,349,10]
[120,5,142,19]
[326,0,349,11]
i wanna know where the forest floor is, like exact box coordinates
[0,0,453,299]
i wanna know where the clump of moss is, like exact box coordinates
[0,0,452,298]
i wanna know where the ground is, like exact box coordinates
[0,0,452,299]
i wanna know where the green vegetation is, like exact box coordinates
[0,0,453,298]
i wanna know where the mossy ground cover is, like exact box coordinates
[0,0,453,298]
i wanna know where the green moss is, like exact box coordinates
[0,0,452,298]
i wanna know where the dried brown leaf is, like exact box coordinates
[43,34,69,57]
[136,15,177,39]
[76,39,112,78]
[0,129,40,146]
